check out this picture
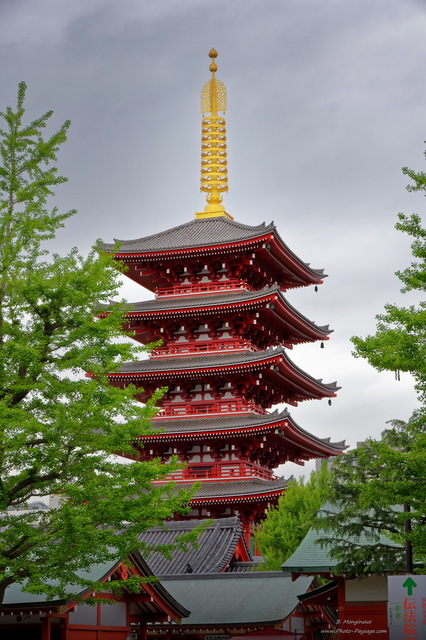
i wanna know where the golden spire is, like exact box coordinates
[196,49,233,220]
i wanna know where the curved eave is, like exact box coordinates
[109,285,331,344]
[140,413,346,458]
[101,218,325,289]
[110,235,270,261]
[189,479,289,505]
[265,229,326,285]
[108,348,340,403]
[100,218,276,254]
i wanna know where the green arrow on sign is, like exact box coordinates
[403,577,417,596]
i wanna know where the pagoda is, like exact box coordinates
[101,50,343,547]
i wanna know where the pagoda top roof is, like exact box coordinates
[109,284,331,335]
[140,517,249,576]
[102,218,275,253]
[190,476,290,502]
[101,216,325,281]
[147,410,346,456]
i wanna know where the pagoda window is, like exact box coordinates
[192,445,201,453]
[190,454,201,462]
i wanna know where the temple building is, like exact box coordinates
[101,50,344,547]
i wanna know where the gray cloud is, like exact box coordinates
[1,0,425,476]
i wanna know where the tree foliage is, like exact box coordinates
[316,412,426,575]
[352,154,426,402]
[255,464,329,570]
[0,83,194,606]
[317,148,426,575]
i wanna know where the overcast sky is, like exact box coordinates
[2,0,425,478]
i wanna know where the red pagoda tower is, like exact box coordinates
[102,50,343,547]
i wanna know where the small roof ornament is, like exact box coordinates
[196,49,233,220]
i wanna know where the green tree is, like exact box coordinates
[317,413,426,575]
[352,189,426,400]
[0,83,193,606]
[255,464,329,570]
[317,148,426,575]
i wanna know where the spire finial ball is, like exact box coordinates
[209,49,218,59]
[209,62,218,72]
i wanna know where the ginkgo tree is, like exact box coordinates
[0,83,194,606]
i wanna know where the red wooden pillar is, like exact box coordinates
[140,622,147,640]
[41,616,51,640]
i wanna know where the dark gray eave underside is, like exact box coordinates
[100,216,325,278]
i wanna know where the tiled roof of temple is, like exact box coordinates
[141,517,250,575]
[102,218,271,252]
[158,573,314,626]
[116,347,336,383]
[100,216,325,277]
[147,411,346,453]
[101,285,331,335]
[191,477,290,500]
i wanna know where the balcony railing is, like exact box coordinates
[156,280,253,298]
[157,401,267,417]
[151,339,260,357]
[166,462,274,482]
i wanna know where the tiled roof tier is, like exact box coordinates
[140,517,249,575]
[101,218,276,253]
[145,410,346,457]
[189,477,290,503]
[102,284,331,345]
[156,573,314,626]
[109,347,339,405]
[101,216,325,289]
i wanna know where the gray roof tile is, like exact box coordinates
[102,284,331,335]
[192,477,290,499]
[100,216,324,278]
[158,573,314,625]
[141,517,248,575]
[149,411,346,452]
[114,347,339,393]
[101,218,275,253]
[281,503,403,573]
